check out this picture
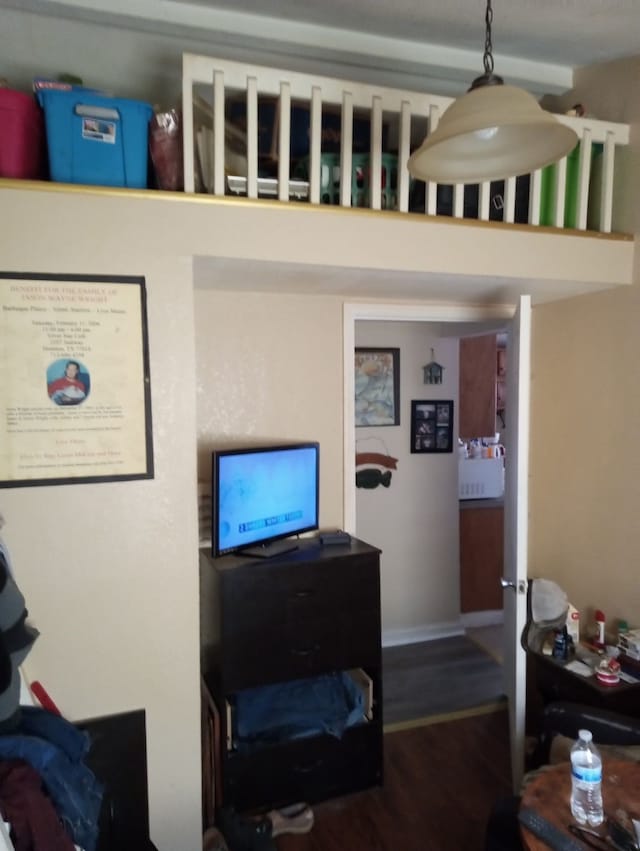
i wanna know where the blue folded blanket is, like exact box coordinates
[235,672,365,748]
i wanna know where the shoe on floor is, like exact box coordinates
[216,807,275,851]
[268,803,314,837]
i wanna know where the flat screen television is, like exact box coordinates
[212,442,319,558]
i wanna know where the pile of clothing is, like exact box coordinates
[0,535,103,851]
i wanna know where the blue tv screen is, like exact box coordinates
[212,443,319,558]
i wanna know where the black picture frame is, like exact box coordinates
[355,347,400,427]
[411,400,454,454]
[0,272,154,487]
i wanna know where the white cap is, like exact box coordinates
[579,729,593,742]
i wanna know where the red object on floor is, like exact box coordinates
[29,681,62,715]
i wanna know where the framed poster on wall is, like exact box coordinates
[0,272,154,487]
[355,347,400,427]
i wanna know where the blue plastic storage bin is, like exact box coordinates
[37,88,153,187]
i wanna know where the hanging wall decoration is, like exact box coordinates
[410,400,454,454]
[355,437,398,489]
[422,348,444,385]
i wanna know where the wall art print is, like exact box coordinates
[354,347,400,427]
[410,399,454,454]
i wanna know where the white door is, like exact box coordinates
[502,294,531,791]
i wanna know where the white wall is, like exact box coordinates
[0,187,202,851]
[355,321,461,644]
[529,56,640,627]
[193,288,346,532]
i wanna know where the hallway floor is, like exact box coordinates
[466,623,504,664]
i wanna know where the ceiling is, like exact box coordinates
[8,0,640,97]
[171,0,639,69]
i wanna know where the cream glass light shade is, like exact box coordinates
[407,84,579,184]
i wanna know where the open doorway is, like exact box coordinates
[343,299,531,784]
[343,305,514,723]
[343,304,511,644]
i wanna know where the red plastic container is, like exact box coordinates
[0,88,45,179]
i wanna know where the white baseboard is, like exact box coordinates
[382,620,464,648]
[460,610,504,628]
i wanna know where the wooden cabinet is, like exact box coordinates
[200,537,383,812]
[459,334,498,439]
[459,505,504,613]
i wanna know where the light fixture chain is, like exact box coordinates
[483,0,495,76]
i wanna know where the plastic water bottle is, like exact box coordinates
[570,729,603,827]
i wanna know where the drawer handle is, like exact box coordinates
[294,758,324,774]
[293,589,314,598]
[291,644,320,657]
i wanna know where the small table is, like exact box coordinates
[529,651,640,717]
[520,758,640,851]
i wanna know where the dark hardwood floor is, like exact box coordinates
[276,706,512,851]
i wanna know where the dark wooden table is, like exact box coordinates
[520,758,640,851]
[529,650,640,717]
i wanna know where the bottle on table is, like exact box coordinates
[594,609,606,648]
[618,619,629,647]
[570,729,603,827]
[552,626,570,660]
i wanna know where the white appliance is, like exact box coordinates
[458,457,505,500]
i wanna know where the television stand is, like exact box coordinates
[237,538,299,559]
[200,536,383,813]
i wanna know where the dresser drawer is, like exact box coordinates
[220,551,380,636]
[221,611,380,691]
[223,720,382,811]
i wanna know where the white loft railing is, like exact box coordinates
[182,52,630,234]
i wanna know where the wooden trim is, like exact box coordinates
[0,179,633,241]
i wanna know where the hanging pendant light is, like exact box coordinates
[407,0,578,184]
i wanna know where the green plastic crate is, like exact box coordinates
[296,152,398,208]
[540,142,603,229]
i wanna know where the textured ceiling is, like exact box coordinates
[167,0,640,69]
[7,0,640,97]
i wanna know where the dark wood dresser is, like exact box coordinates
[199,536,383,813]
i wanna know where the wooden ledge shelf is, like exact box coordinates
[1,178,634,306]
